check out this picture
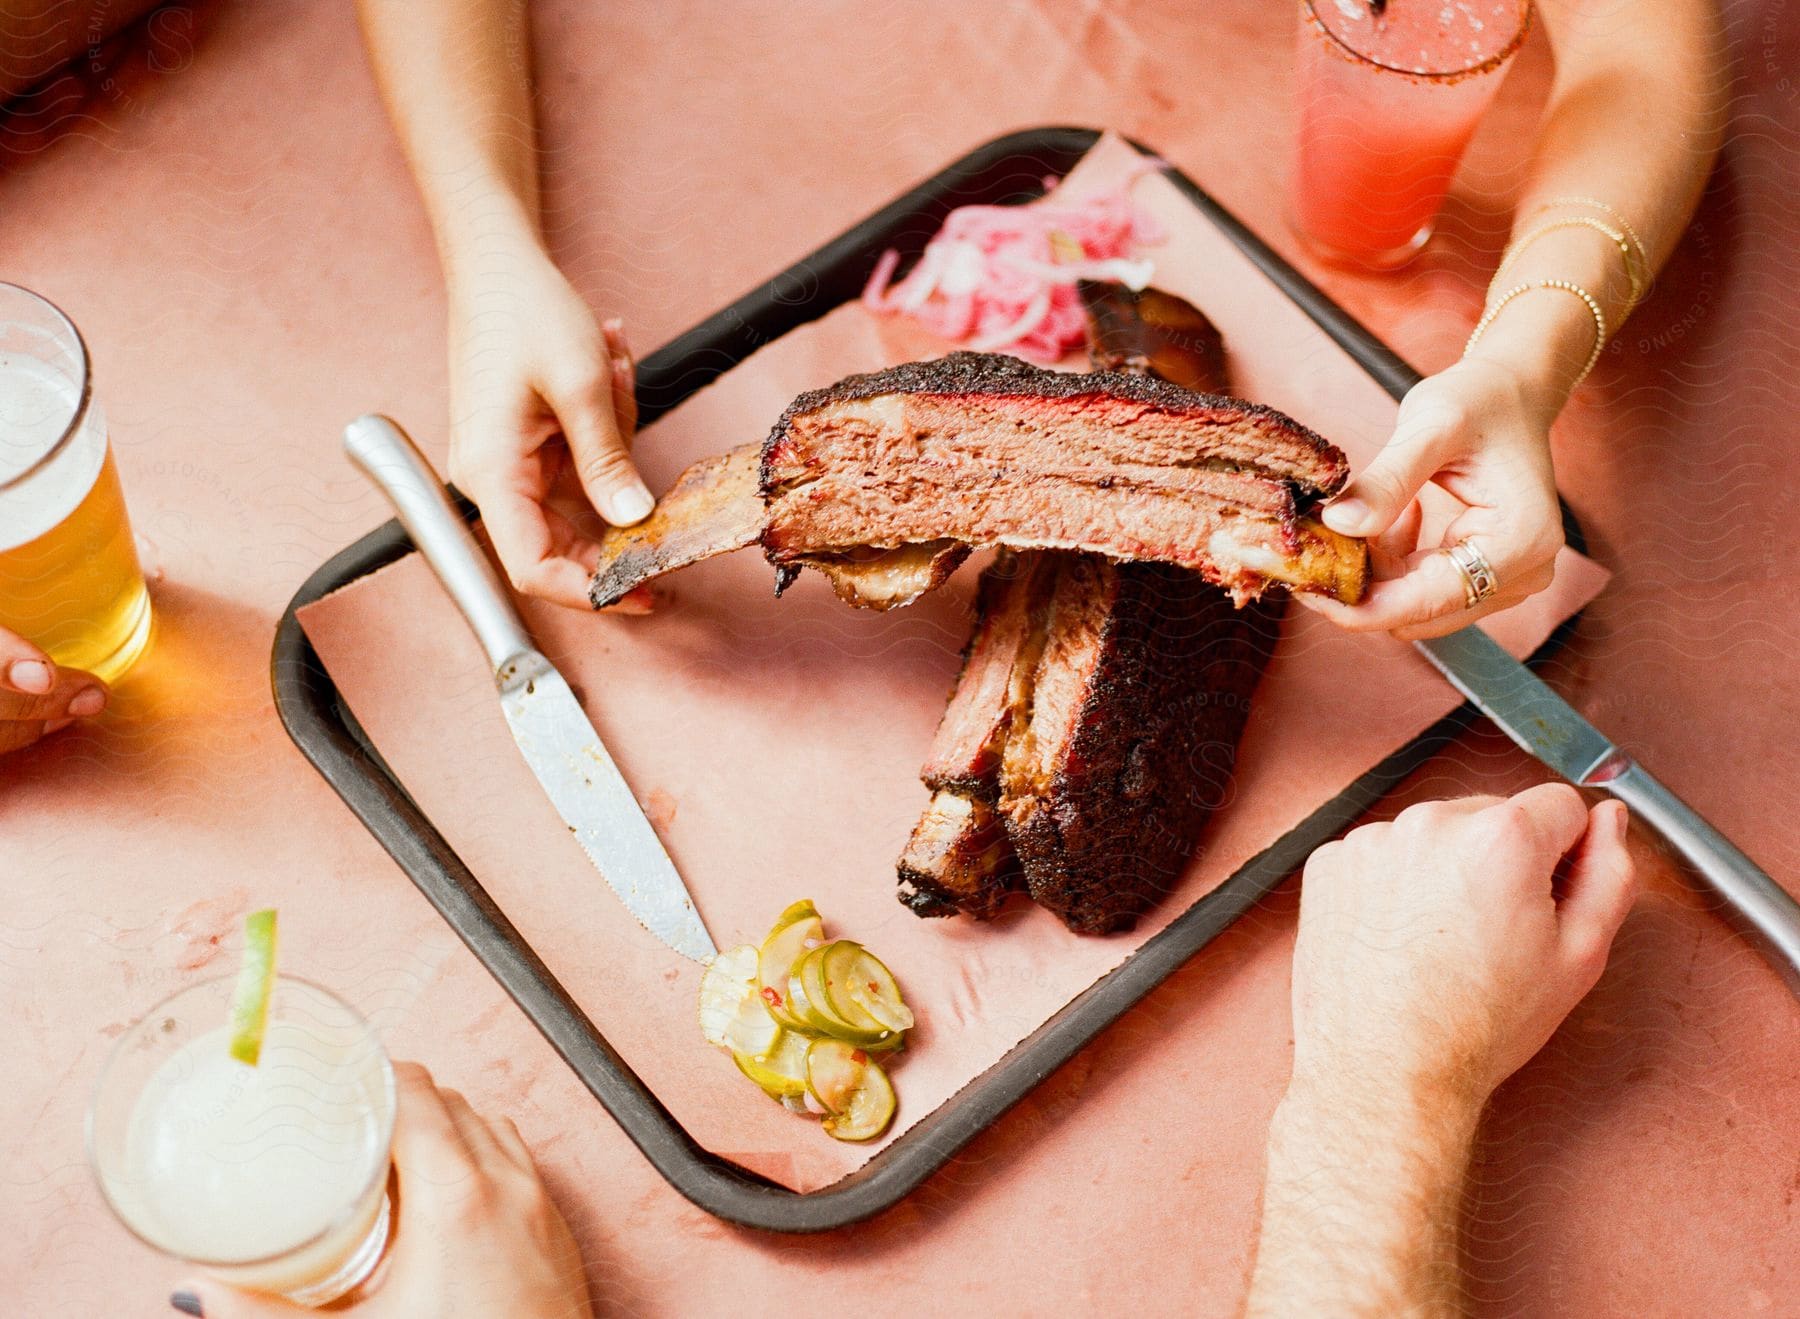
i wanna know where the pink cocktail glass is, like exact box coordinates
[1291,0,1533,269]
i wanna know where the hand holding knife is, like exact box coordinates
[1418,627,1800,995]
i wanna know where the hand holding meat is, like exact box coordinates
[0,625,106,756]
[1303,358,1562,640]
[444,243,648,608]
[1290,786,1636,1108]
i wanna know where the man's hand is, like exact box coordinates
[175,1063,594,1319]
[1299,359,1564,641]
[1245,787,1637,1318]
[1292,785,1636,1106]
[1,626,106,756]
[445,238,647,608]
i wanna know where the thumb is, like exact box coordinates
[555,371,652,529]
[1556,801,1639,973]
[1321,402,1458,539]
[172,1279,319,1318]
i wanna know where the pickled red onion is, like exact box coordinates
[861,165,1164,363]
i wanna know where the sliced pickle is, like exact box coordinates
[782,956,849,1040]
[722,985,781,1061]
[698,944,761,1049]
[733,1027,810,1099]
[758,903,823,1032]
[825,941,915,1035]
[804,1038,866,1114]
[825,1058,896,1142]
[792,944,903,1050]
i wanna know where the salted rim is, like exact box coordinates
[1302,0,1535,82]
[0,282,94,493]
[85,973,398,1271]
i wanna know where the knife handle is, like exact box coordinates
[1601,761,1800,994]
[343,414,532,680]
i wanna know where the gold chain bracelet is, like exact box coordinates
[1465,279,1609,388]
[1496,215,1643,307]
[1535,196,1651,308]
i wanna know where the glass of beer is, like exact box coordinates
[1290,0,1532,270]
[0,283,152,683]
[88,976,398,1307]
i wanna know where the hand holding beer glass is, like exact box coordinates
[0,283,153,753]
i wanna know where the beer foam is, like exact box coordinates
[0,354,105,551]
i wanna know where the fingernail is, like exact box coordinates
[68,687,106,717]
[8,659,52,694]
[1608,802,1630,841]
[602,316,624,336]
[1321,499,1369,534]
[170,1290,203,1316]
[44,718,74,734]
[607,482,654,526]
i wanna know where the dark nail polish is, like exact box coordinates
[170,1290,203,1316]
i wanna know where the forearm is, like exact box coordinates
[1244,1077,1483,1319]
[1465,0,1726,411]
[355,0,542,283]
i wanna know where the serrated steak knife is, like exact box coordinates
[1418,627,1800,994]
[345,414,716,963]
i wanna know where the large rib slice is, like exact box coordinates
[895,551,1054,918]
[761,351,1367,605]
[998,557,1282,933]
[899,287,1282,931]
[588,445,966,611]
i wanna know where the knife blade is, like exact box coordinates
[344,414,717,963]
[1418,626,1800,993]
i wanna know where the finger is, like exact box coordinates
[1369,498,1424,579]
[1391,793,1504,826]
[462,478,596,610]
[0,663,107,723]
[488,1114,536,1172]
[1492,782,1592,870]
[1557,801,1638,967]
[0,629,54,695]
[0,719,52,756]
[599,583,657,616]
[440,1087,507,1167]
[173,1279,315,1318]
[1320,396,1460,537]
[554,372,653,528]
[390,1061,480,1184]
[1299,531,1552,637]
[1388,561,1554,641]
[602,318,639,442]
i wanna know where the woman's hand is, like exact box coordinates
[444,237,649,609]
[0,627,106,756]
[1299,358,1565,641]
[174,1062,593,1319]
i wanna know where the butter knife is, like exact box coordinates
[344,414,716,963]
[1418,627,1800,994]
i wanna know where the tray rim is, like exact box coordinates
[272,125,1588,1233]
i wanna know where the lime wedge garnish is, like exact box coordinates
[228,908,279,1066]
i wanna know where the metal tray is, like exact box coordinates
[272,126,1586,1233]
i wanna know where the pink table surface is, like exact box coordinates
[3,2,1796,1315]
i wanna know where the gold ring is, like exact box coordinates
[1444,538,1500,609]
